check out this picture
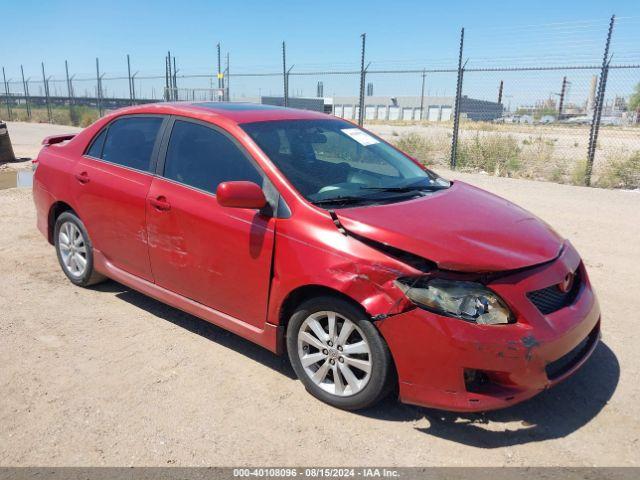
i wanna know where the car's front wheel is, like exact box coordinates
[54,211,106,287]
[286,296,394,410]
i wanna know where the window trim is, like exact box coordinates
[82,114,170,175]
[155,115,267,198]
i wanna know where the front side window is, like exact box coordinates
[99,116,163,172]
[242,119,449,207]
[163,120,263,194]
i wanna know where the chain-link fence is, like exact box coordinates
[2,15,639,187]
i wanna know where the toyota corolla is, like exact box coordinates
[32,102,600,411]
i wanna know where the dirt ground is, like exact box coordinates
[1,122,639,466]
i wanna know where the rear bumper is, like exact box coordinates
[32,178,54,243]
[377,242,601,412]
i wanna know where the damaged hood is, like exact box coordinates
[336,181,563,272]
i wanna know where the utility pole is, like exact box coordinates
[497,80,504,105]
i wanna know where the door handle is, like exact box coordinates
[149,195,171,211]
[74,171,90,184]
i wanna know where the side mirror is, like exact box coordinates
[216,181,267,209]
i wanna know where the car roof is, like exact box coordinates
[109,102,333,125]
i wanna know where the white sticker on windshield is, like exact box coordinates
[341,128,380,146]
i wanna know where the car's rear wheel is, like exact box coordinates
[286,296,394,410]
[54,211,106,287]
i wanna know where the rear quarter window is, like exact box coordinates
[86,128,107,158]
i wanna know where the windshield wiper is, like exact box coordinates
[360,184,449,192]
[312,195,375,206]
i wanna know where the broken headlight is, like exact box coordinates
[394,277,513,325]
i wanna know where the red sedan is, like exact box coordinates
[32,103,600,411]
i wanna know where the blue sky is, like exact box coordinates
[2,0,639,104]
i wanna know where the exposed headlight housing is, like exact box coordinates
[394,277,513,325]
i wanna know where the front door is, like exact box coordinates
[146,118,275,328]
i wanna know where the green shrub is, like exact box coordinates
[571,159,587,186]
[392,133,434,163]
[457,134,522,176]
[596,151,640,189]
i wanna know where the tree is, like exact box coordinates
[630,82,640,112]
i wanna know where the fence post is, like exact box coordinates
[127,55,133,105]
[131,72,137,103]
[217,44,222,90]
[419,69,426,120]
[165,54,169,101]
[95,58,103,117]
[65,60,73,120]
[21,66,31,120]
[450,27,465,169]
[41,63,52,123]
[282,42,288,107]
[358,33,366,127]
[225,52,230,101]
[173,56,178,100]
[558,76,567,119]
[2,67,12,121]
[586,14,615,186]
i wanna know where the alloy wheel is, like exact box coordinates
[297,311,372,397]
[58,221,88,278]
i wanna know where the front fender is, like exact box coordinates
[266,216,419,327]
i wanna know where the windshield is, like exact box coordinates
[241,119,450,207]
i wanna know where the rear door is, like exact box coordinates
[146,118,276,328]
[72,115,166,281]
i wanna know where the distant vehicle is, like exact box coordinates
[499,114,534,124]
[32,102,601,411]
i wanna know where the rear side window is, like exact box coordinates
[86,129,107,158]
[99,117,163,172]
[163,120,262,194]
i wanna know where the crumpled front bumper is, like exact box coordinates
[377,242,601,412]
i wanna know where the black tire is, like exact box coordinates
[286,295,395,410]
[54,211,106,287]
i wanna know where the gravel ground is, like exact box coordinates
[0,122,639,466]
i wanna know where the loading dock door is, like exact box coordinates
[428,107,440,122]
[440,107,453,121]
[365,106,376,120]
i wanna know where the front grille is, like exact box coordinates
[527,269,582,315]
[545,323,599,380]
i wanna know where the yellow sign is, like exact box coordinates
[217,73,224,79]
